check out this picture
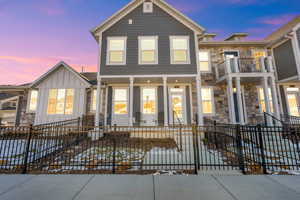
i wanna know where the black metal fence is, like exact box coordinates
[0,124,299,174]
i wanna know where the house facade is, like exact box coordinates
[1,0,299,126]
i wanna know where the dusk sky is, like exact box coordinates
[0,0,299,85]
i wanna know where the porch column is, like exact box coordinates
[95,77,102,126]
[270,76,280,120]
[129,77,134,126]
[262,76,272,125]
[227,77,236,123]
[235,77,244,124]
[196,76,204,125]
[163,77,168,126]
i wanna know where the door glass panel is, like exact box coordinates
[172,94,183,120]
[114,89,128,114]
[142,88,156,114]
[287,94,300,116]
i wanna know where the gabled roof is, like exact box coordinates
[265,15,300,41]
[91,0,205,41]
[30,61,91,88]
[80,72,97,85]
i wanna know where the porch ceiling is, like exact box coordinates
[101,76,195,85]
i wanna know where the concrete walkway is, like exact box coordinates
[0,175,300,200]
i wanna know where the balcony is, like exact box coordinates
[215,56,275,82]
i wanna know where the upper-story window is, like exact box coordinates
[107,37,127,65]
[47,89,74,115]
[170,36,190,64]
[28,90,38,112]
[139,36,158,65]
[199,51,211,72]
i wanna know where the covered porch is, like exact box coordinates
[94,75,202,126]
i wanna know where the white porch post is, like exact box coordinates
[129,77,134,126]
[227,77,236,124]
[235,77,244,124]
[95,77,102,126]
[270,76,280,120]
[196,76,203,125]
[262,76,272,125]
[163,77,168,126]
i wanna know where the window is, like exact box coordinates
[28,90,38,112]
[107,37,126,65]
[142,88,156,114]
[113,88,128,114]
[199,51,210,72]
[139,36,158,64]
[170,36,190,64]
[91,89,97,111]
[47,89,74,115]
[201,87,214,115]
[253,50,266,70]
[258,88,273,113]
[143,2,153,13]
[286,87,300,116]
[224,51,239,59]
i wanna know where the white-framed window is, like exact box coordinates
[170,36,190,64]
[28,90,38,112]
[201,87,214,115]
[253,49,267,70]
[106,37,127,65]
[143,2,153,13]
[258,87,273,113]
[47,89,74,115]
[139,36,158,65]
[91,89,97,112]
[113,88,128,115]
[286,87,300,116]
[142,88,157,114]
[199,50,211,72]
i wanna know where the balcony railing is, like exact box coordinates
[216,56,275,80]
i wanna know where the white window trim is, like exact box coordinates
[138,36,158,65]
[26,89,38,113]
[199,50,212,73]
[106,36,127,66]
[46,88,75,115]
[201,86,215,116]
[223,50,240,59]
[90,89,97,113]
[169,36,191,65]
[112,87,129,115]
[140,87,158,116]
[284,86,300,116]
[257,86,273,114]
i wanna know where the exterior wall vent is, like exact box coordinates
[143,2,153,13]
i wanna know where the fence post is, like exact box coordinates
[214,121,218,149]
[22,124,33,174]
[257,125,267,174]
[179,124,182,151]
[235,124,245,174]
[192,124,200,174]
[112,137,116,174]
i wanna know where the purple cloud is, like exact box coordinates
[258,14,297,25]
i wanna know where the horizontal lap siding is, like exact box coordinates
[273,40,298,81]
[100,4,197,75]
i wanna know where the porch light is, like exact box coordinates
[175,80,178,83]
[147,80,151,83]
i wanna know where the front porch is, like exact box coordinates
[95,75,202,126]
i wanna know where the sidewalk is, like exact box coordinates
[0,175,300,200]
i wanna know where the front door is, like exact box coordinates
[141,87,157,126]
[286,88,300,117]
[169,87,186,124]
